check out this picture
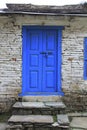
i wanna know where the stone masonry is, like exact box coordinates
[0,14,87,112]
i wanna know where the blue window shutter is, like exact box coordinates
[84,37,87,79]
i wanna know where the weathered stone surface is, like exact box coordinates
[6,4,87,14]
[57,114,69,125]
[13,101,66,109]
[27,128,50,130]
[22,96,62,102]
[6,124,22,130]
[8,115,54,124]
[70,117,87,129]
[0,12,87,113]
[52,122,59,127]
[12,101,66,115]
[45,102,66,108]
[0,123,7,130]
[68,112,87,117]
[70,128,84,130]
[62,92,87,112]
[13,102,45,108]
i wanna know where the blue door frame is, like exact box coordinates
[21,26,64,96]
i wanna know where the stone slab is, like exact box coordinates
[68,112,87,117]
[13,102,45,108]
[8,115,54,124]
[22,96,62,102]
[0,123,7,130]
[70,117,87,129]
[45,102,66,108]
[57,114,69,125]
[13,101,66,109]
[70,128,84,130]
[6,124,22,129]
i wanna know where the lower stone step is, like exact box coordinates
[6,114,70,130]
[8,115,53,124]
[12,101,66,115]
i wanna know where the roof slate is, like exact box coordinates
[4,3,87,14]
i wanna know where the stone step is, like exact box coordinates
[57,114,70,126]
[12,101,66,115]
[21,95,62,102]
[7,114,69,130]
[8,115,53,124]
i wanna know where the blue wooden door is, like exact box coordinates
[27,29,57,92]
[42,30,57,92]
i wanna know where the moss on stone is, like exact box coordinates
[0,112,10,122]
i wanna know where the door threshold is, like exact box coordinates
[19,92,64,96]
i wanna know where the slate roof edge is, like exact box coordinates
[0,3,87,16]
[5,3,87,14]
[0,11,87,17]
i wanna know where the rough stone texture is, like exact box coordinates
[6,124,22,130]
[22,95,62,102]
[0,14,87,112]
[13,102,65,109]
[0,15,22,112]
[12,101,66,115]
[45,102,66,108]
[68,112,87,117]
[6,3,87,14]
[70,128,84,130]
[70,117,87,129]
[0,123,7,130]
[13,102,45,108]
[57,114,69,125]
[7,114,69,129]
[8,115,53,124]
[62,92,87,112]
[0,97,16,112]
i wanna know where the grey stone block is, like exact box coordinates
[44,102,66,109]
[6,124,23,130]
[57,114,69,125]
[12,101,66,115]
[13,102,45,109]
[0,123,7,130]
[70,117,87,129]
[8,115,54,124]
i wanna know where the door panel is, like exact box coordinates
[46,55,54,67]
[43,30,57,92]
[46,71,55,87]
[27,30,42,92]
[30,71,39,88]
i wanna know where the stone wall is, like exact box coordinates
[0,15,22,112]
[62,17,87,112]
[62,18,87,91]
[62,91,87,112]
[0,14,87,112]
